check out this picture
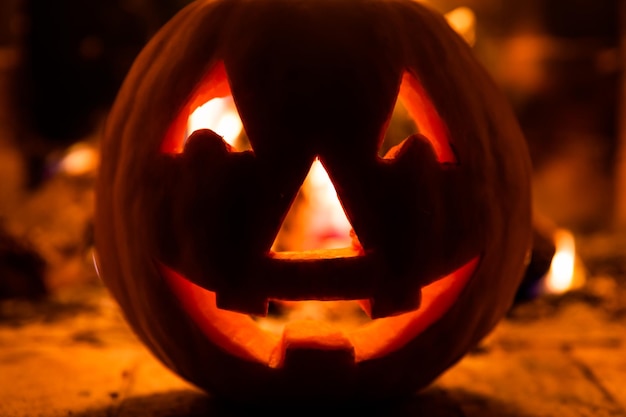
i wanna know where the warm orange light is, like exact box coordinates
[445,7,476,46]
[398,72,456,164]
[544,229,585,294]
[59,142,98,176]
[299,159,354,250]
[187,96,243,148]
[261,160,364,336]
[163,257,479,366]
[255,300,368,336]
[273,158,355,252]
[164,64,478,366]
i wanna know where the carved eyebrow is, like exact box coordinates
[397,71,457,164]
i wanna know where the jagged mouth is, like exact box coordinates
[161,254,478,369]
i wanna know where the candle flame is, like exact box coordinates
[544,229,584,294]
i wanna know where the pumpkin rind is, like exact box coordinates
[95,0,532,404]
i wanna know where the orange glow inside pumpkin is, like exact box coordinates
[186,96,244,149]
[163,259,477,367]
[161,61,457,164]
[160,61,477,367]
[270,158,359,253]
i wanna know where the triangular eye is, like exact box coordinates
[380,71,457,164]
[161,61,251,153]
[271,158,362,254]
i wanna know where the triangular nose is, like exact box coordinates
[271,158,362,253]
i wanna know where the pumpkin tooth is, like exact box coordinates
[215,291,269,316]
[368,288,422,319]
[271,320,355,369]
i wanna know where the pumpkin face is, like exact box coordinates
[95,0,532,404]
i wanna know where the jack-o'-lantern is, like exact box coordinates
[95,0,532,405]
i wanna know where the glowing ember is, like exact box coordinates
[544,229,585,294]
[187,96,243,148]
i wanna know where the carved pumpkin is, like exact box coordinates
[95,0,532,404]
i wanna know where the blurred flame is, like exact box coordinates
[59,142,98,176]
[544,229,585,294]
[445,7,476,46]
[187,96,243,147]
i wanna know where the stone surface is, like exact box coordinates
[1,281,625,417]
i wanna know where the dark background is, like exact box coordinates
[1,0,620,233]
